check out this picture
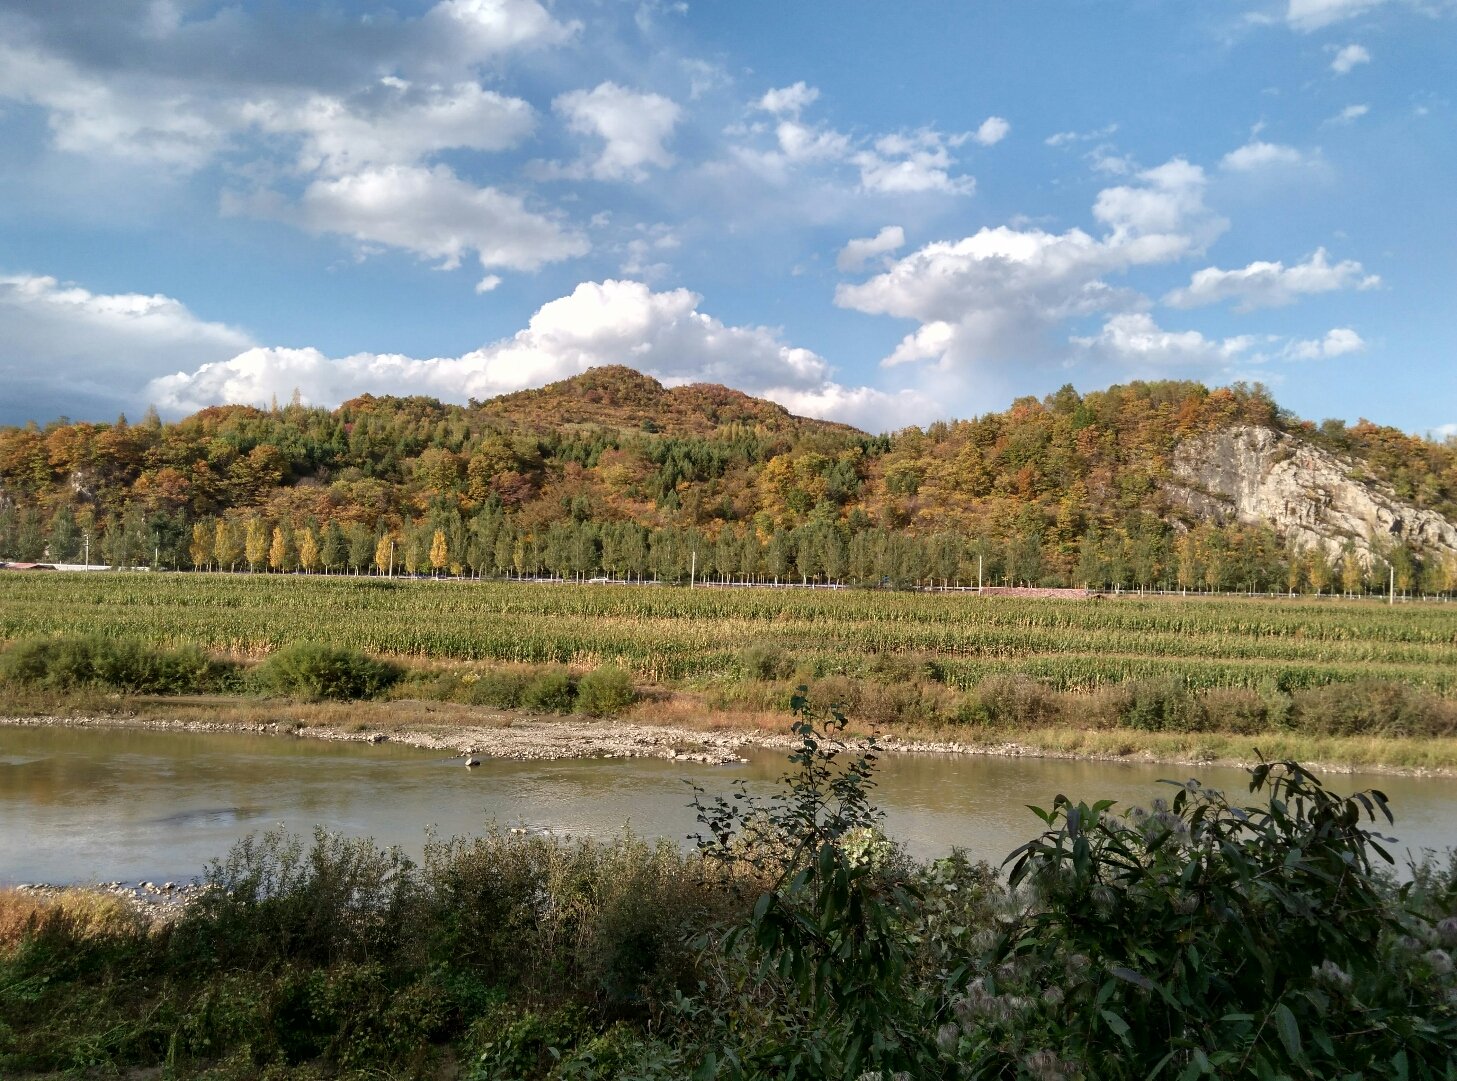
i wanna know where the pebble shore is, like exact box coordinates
[8,879,212,916]
[2,711,1443,776]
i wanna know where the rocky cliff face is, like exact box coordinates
[1166,425,1457,562]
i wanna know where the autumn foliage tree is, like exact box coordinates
[0,369,1453,594]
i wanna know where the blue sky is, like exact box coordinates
[1,0,1453,436]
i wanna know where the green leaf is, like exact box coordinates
[1273,1002,1303,1062]
[1101,1009,1132,1042]
[1144,1049,1179,1080]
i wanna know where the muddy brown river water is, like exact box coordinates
[2,725,1454,885]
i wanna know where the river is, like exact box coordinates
[2,725,1453,885]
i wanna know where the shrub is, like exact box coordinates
[520,667,576,713]
[956,761,1457,1078]
[388,668,464,702]
[251,643,400,701]
[0,636,234,694]
[963,673,1059,727]
[737,642,790,681]
[689,689,936,1080]
[462,668,534,709]
[857,680,956,727]
[1198,686,1270,734]
[174,826,419,970]
[1120,675,1206,732]
[1290,679,1457,738]
[575,665,637,717]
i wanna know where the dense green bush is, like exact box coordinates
[574,665,636,717]
[251,643,400,701]
[948,762,1457,1079]
[737,642,791,681]
[519,667,576,713]
[0,635,235,694]
[1120,674,1206,732]
[960,672,1060,727]
[173,827,420,970]
[1291,678,1457,738]
[462,668,535,709]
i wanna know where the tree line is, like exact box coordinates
[9,498,1452,597]
[1,371,1454,595]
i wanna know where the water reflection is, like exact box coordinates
[1,725,1453,886]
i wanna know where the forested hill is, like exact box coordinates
[1,367,1455,594]
[473,365,858,437]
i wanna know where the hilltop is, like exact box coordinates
[0,368,1454,593]
[473,365,857,438]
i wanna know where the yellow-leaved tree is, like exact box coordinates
[429,528,449,574]
[215,519,243,571]
[374,532,393,576]
[244,517,269,571]
[1340,546,1364,596]
[189,521,212,570]
[268,525,293,572]
[297,527,319,573]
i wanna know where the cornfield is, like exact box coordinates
[1,573,1454,694]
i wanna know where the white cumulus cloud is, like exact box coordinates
[1286,0,1387,30]
[1072,312,1256,366]
[837,227,906,272]
[731,86,974,197]
[755,82,820,117]
[1165,248,1379,310]
[143,279,922,429]
[973,116,1011,146]
[834,159,1224,374]
[0,0,576,171]
[1284,327,1366,359]
[245,79,537,176]
[415,0,581,65]
[1331,43,1372,73]
[1330,103,1371,123]
[1045,123,1118,147]
[0,273,253,422]
[0,38,233,170]
[239,164,587,280]
[853,129,976,195]
[1220,140,1305,171]
[553,82,682,181]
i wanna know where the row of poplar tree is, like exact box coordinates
[6,499,1453,596]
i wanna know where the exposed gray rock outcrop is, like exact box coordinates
[1166,425,1457,563]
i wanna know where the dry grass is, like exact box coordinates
[0,888,141,951]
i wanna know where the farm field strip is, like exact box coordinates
[3,601,1453,669]
[1,574,1454,693]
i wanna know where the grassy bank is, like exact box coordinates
[3,706,1455,1080]
[5,629,1457,770]
[4,573,1456,769]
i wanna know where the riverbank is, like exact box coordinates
[5,691,1456,776]
[3,742,1455,1081]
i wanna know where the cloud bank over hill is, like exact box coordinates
[143,279,933,432]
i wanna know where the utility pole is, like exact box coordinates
[82,530,90,569]
[690,549,697,589]
[389,539,396,578]
[977,554,983,593]
[1389,564,1395,606]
